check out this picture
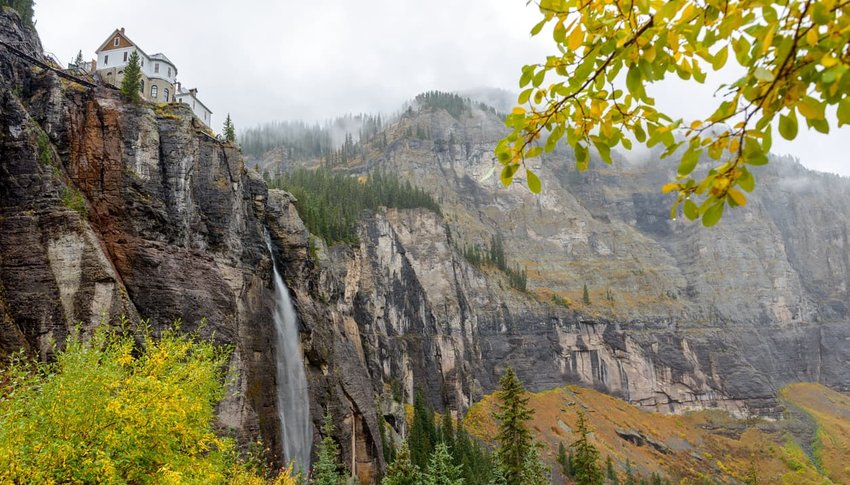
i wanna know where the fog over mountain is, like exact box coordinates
[35,0,850,176]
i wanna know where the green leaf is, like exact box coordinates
[702,201,724,227]
[738,168,755,192]
[677,147,701,176]
[633,123,646,143]
[501,164,519,186]
[711,46,729,70]
[626,66,642,97]
[753,67,774,82]
[574,143,589,170]
[593,138,613,164]
[778,112,798,140]
[530,18,547,36]
[838,98,850,127]
[527,169,541,193]
[683,199,699,220]
[518,88,532,105]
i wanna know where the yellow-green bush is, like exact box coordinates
[0,325,278,484]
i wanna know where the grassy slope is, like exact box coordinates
[463,383,849,484]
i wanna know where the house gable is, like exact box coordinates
[96,29,135,52]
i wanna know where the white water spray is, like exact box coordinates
[266,235,312,471]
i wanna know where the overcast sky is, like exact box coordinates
[36,0,849,176]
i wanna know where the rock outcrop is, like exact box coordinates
[0,9,386,475]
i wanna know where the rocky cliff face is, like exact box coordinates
[263,98,850,431]
[0,9,390,476]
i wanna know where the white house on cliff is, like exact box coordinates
[94,28,213,127]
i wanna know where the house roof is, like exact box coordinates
[175,87,213,114]
[150,53,176,67]
[95,28,150,59]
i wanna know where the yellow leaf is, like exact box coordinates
[512,107,526,115]
[821,54,838,67]
[806,28,819,45]
[568,24,584,51]
[727,188,747,206]
[661,183,679,194]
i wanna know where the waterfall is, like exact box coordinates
[266,235,312,471]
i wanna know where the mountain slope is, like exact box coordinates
[464,382,850,484]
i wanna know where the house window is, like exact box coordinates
[118,70,123,75]
[123,52,127,62]
[167,67,171,77]
[104,55,109,65]
[192,100,196,109]
[140,80,144,93]
[113,37,119,46]
[163,88,169,102]
[154,63,159,73]
[151,85,158,98]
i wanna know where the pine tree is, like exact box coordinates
[7,0,35,26]
[382,441,421,485]
[440,410,455,452]
[557,442,572,478]
[624,459,636,485]
[493,367,534,484]
[410,390,437,471]
[487,457,508,485]
[520,446,550,485]
[120,51,142,103]
[312,412,342,485]
[223,113,236,142]
[606,455,619,484]
[424,442,463,485]
[73,50,84,67]
[571,410,603,485]
[583,283,591,305]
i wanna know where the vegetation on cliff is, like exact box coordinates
[0,323,294,484]
[271,167,441,245]
[460,234,528,292]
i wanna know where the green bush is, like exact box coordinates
[61,186,88,218]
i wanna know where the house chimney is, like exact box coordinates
[120,27,125,33]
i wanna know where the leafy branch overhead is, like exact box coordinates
[497,0,850,226]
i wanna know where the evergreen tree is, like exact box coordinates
[6,0,35,26]
[120,51,142,103]
[424,442,463,485]
[520,446,550,485]
[409,390,437,471]
[223,113,236,142]
[487,457,508,485]
[73,50,84,67]
[571,410,603,485]
[583,283,591,305]
[453,417,494,484]
[557,441,572,478]
[493,367,534,484]
[382,441,421,485]
[606,455,619,484]
[440,410,455,452]
[312,412,342,485]
[623,459,636,485]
